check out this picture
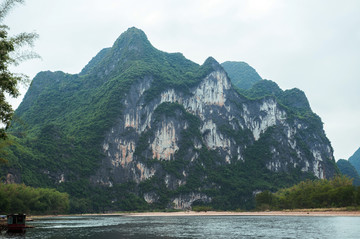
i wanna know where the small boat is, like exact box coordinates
[7,214,26,233]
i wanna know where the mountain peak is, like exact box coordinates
[80,27,154,75]
[112,27,152,52]
[119,27,148,40]
[203,56,222,71]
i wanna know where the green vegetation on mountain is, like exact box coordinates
[256,176,360,210]
[67,103,317,212]
[239,80,312,114]
[0,27,337,213]
[337,159,360,186]
[349,147,360,175]
[221,61,261,90]
[0,183,69,214]
[235,79,325,142]
[3,28,209,186]
[0,28,220,212]
[221,59,311,119]
[135,120,316,211]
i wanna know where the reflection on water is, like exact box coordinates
[2,215,360,239]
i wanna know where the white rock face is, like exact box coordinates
[285,123,298,150]
[237,146,243,161]
[192,71,230,107]
[201,120,231,150]
[124,108,138,129]
[313,160,324,179]
[124,105,154,133]
[191,152,199,162]
[144,192,158,203]
[157,70,234,162]
[97,67,334,187]
[151,121,179,160]
[107,138,135,167]
[123,77,153,133]
[110,70,232,166]
[58,174,65,183]
[172,193,211,210]
[311,149,325,179]
[164,174,171,188]
[160,70,231,119]
[266,160,282,172]
[301,160,310,172]
[312,150,323,162]
[161,89,178,104]
[103,143,109,151]
[136,162,156,182]
[242,99,287,140]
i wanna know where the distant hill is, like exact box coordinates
[221,61,262,89]
[337,159,360,186]
[221,62,312,114]
[239,79,312,115]
[349,147,360,175]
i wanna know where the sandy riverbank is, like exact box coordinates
[125,210,360,217]
[29,209,360,219]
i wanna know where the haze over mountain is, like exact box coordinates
[349,147,360,175]
[336,159,360,186]
[1,28,338,212]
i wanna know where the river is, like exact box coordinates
[1,215,360,238]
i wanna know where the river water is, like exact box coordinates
[1,215,360,239]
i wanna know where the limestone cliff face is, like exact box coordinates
[93,61,336,209]
[7,28,338,211]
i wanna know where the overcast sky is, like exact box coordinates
[4,0,360,160]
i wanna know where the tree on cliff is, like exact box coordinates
[0,0,38,140]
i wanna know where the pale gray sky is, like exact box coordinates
[4,0,360,160]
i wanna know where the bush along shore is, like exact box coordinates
[0,183,69,215]
[255,175,360,210]
[2,176,360,216]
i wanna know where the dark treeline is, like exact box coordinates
[0,183,69,214]
[256,176,360,210]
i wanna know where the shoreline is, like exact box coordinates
[29,209,360,219]
[125,210,360,217]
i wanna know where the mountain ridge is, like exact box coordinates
[1,27,338,212]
